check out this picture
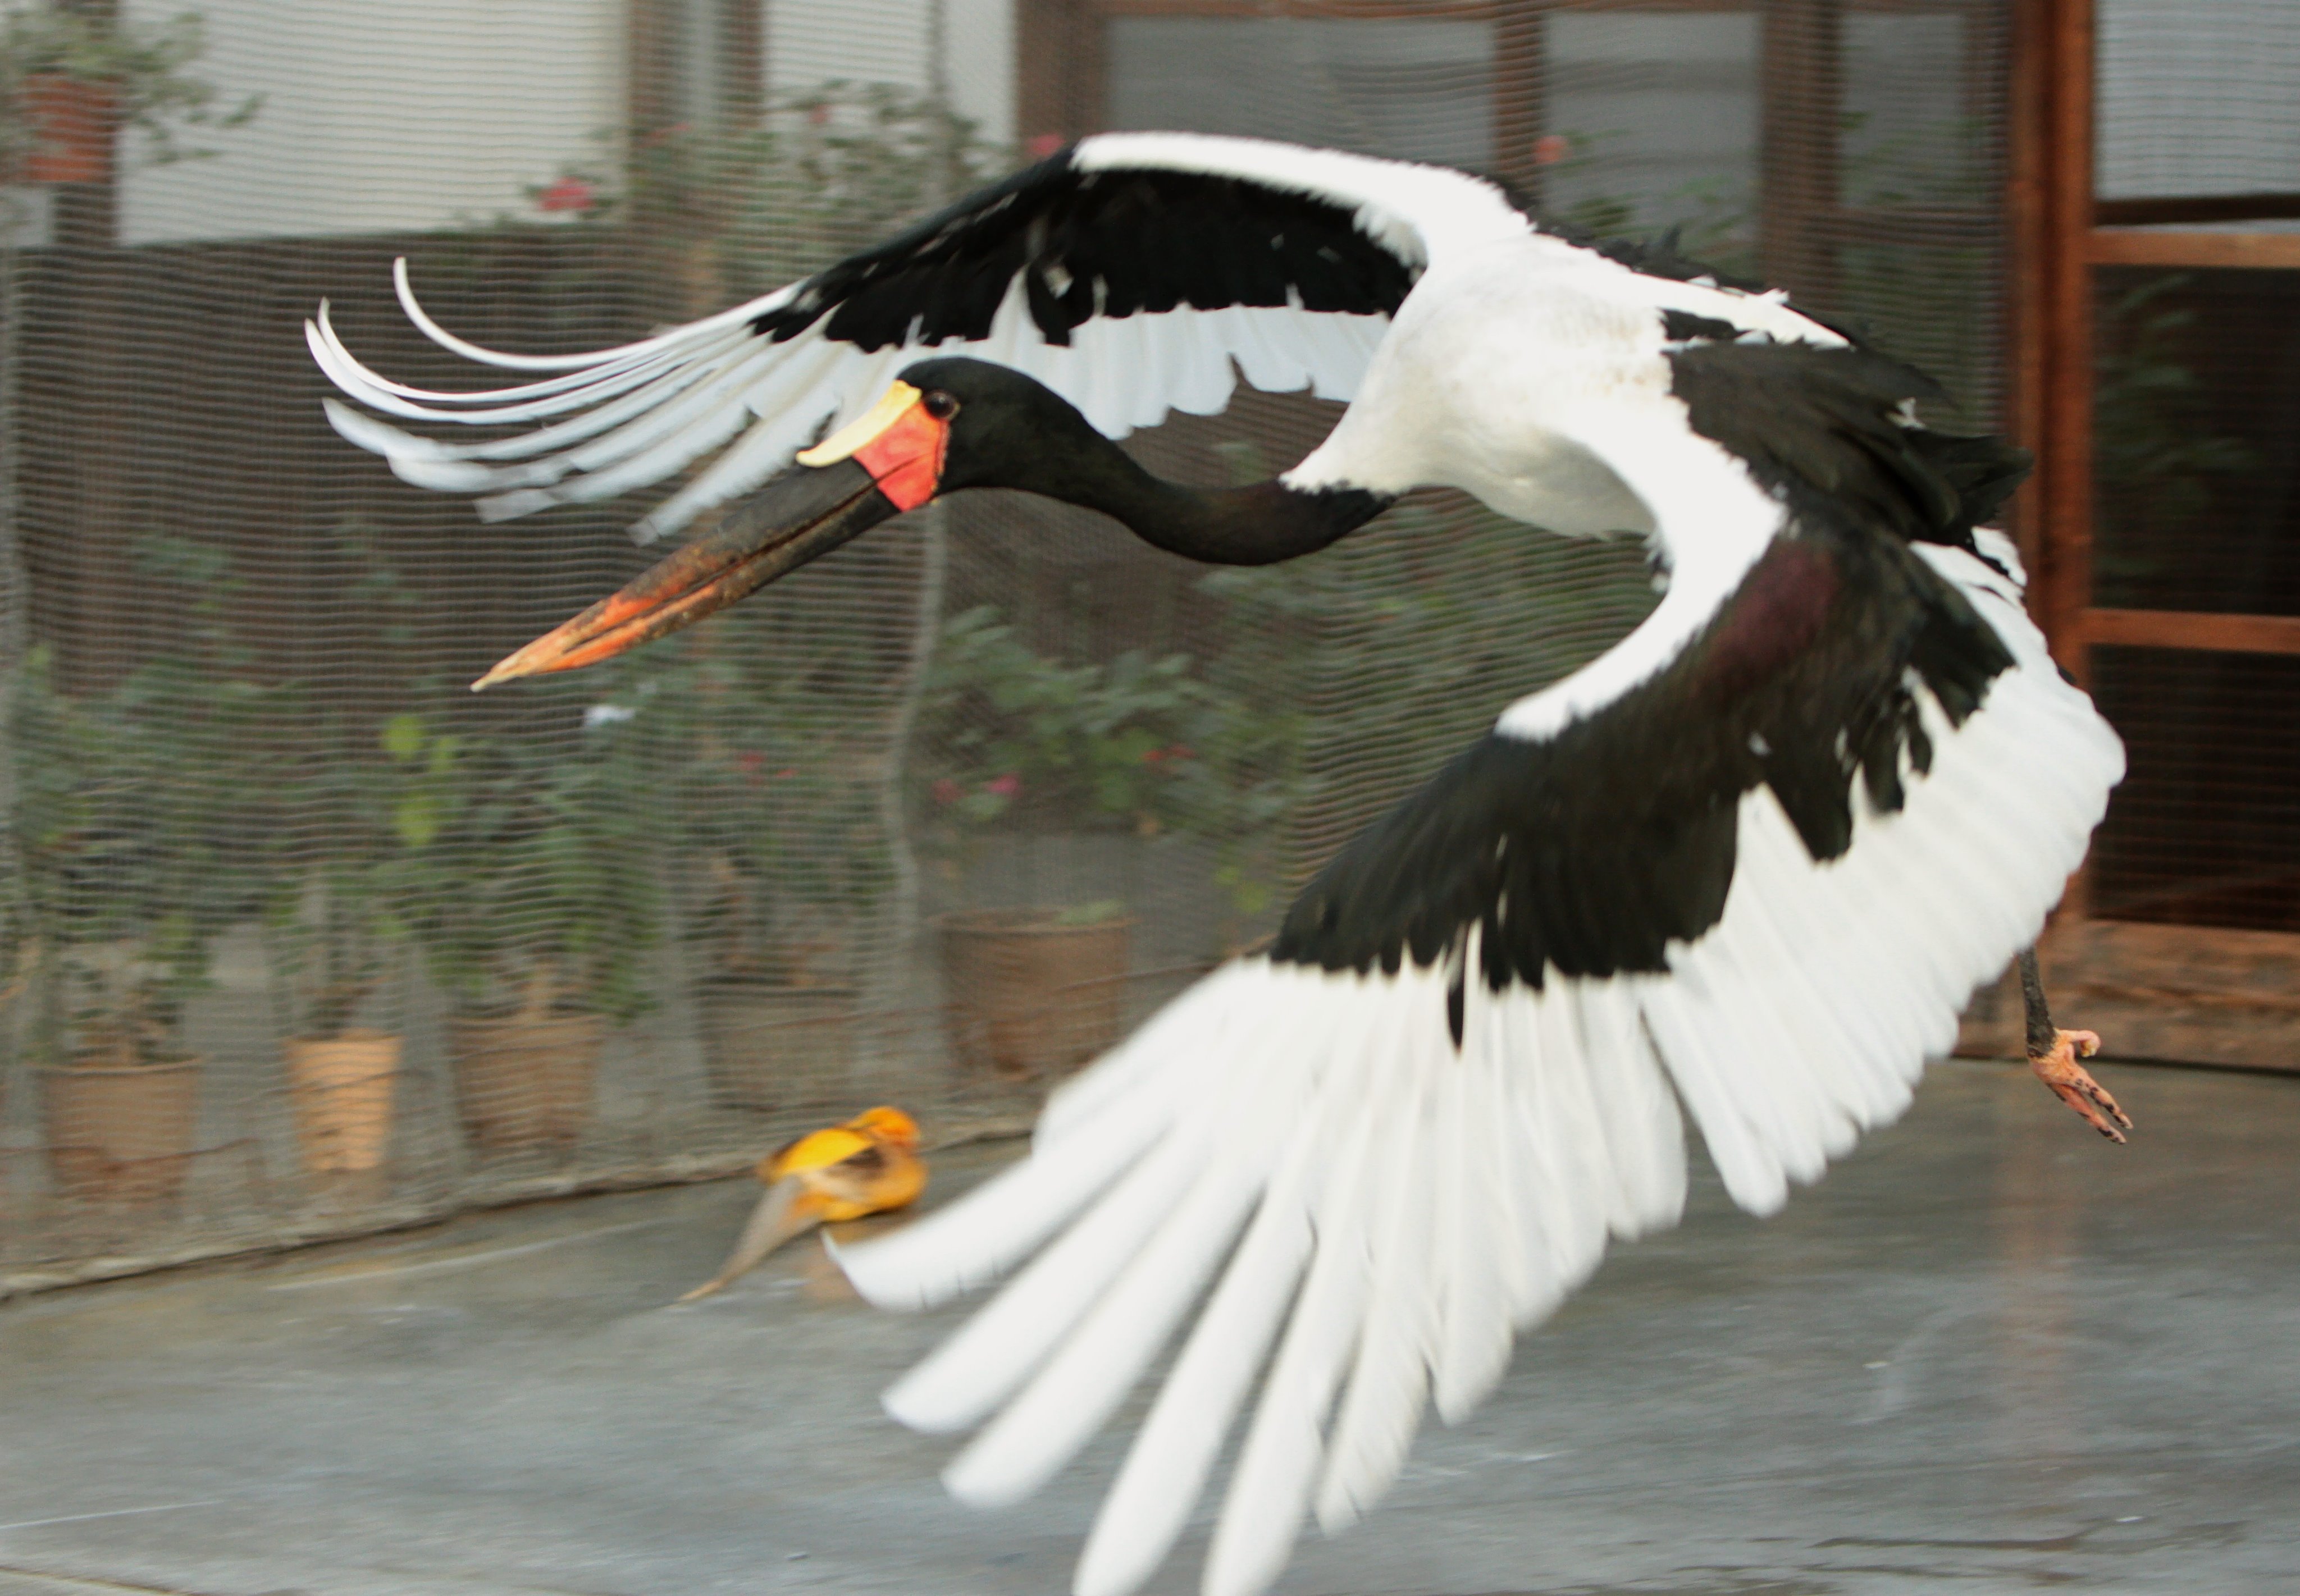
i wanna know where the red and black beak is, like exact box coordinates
[472,381,951,689]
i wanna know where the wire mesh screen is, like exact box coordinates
[0,1,2011,1287]
[2086,2,2300,938]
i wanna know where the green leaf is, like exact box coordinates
[393,793,442,848]
[381,713,426,760]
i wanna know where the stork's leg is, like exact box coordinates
[2018,947,2131,1142]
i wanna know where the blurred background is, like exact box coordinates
[0,0,2290,1289]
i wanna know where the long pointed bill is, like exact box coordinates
[473,381,948,690]
[677,1176,819,1303]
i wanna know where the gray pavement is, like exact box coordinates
[1,1058,2296,1596]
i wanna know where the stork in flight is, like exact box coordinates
[312,134,2130,1596]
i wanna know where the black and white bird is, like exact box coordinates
[312,134,2130,1596]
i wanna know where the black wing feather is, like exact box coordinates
[754,151,1420,352]
[1273,508,2012,995]
[1275,337,2027,997]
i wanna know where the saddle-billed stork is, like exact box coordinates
[312,134,2130,1596]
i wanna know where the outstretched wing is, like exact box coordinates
[830,354,2123,1596]
[308,133,1527,541]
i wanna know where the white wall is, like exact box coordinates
[117,0,624,245]
[765,0,1011,149]
[2098,0,2300,200]
[98,0,1011,245]
[1542,13,1759,236]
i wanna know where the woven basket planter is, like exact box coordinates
[693,979,858,1112]
[42,1057,201,1204]
[446,1013,603,1154]
[938,910,1133,1082]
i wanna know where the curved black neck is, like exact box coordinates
[1107,475,1392,566]
[1005,436,1390,566]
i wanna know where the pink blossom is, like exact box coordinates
[984,774,1021,798]
[537,176,597,213]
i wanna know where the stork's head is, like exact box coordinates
[473,358,1098,689]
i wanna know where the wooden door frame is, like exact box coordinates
[1988,0,2300,1070]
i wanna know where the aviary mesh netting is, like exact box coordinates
[2085,1,2300,936]
[0,0,2013,1286]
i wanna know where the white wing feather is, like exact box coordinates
[833,513,2120,1596]
[312,134,1520,542]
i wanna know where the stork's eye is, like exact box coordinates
[922,390,959,420]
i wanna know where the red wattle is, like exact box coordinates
[852,404,949,512]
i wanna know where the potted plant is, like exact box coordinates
[588,610,896,1113]
[262,706,463,1190]
[10,611,281,1203]
[38,952,205,1205]
[676,785,882,1113]
[0,6,259,185]
[912,606,1254,1080]
[394,711,659,1156]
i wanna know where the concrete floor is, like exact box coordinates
[1,1058,2296,1596]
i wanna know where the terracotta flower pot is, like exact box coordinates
[938,910,1134,1082]
[446,1012,603,1154]
[17,74,117,184]
[42,1057,201,1205]
[693,978,857,1112]
[284,1030,401,1177]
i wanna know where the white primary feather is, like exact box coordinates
[832,524,2120,1596]
[939,1003,1315,1503]
[888,1122,1212,1437]
[1073,1106,1325,1596]
[1202,1058,1388,1596]
[1312,1030,1438,1535]
[1431,1032,1510,1423]
[311,134,1512,542]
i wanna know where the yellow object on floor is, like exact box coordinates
[678,1106,927,1302]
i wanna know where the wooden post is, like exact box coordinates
[626,0,683,141]
[1493,2,1548,207]
[2004,0,2096,929]
[1017,0,1106,148]
[720,0,766,127]
[2038,0,2095,686]
[49,0,118,250]
[1758,0,1842,309]
[2004,0,2051,586]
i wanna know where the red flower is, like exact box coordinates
[984,773,1021,798]
[536,176,597,213]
